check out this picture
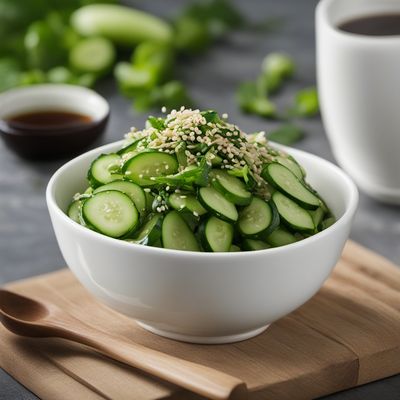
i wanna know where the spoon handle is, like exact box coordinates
[58,320,247,400]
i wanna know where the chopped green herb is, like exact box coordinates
[236,82,277,118]
[261,52,295,94]
[291,87,319,117]
[267,124,304,145]
[0,58,22,92]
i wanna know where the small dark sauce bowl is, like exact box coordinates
[0,84,110,160]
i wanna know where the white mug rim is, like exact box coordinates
[317,0,400,43]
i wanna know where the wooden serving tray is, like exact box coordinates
[1,241,400,400]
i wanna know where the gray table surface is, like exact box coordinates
[1,0,399,399]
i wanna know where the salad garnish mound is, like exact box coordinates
[68,108,335,252]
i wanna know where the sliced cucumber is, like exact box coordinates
[210,169,252,206]
[265,227,298,247]
[310,207,325,231]
[202,216,233,252]
[132,213,162,245]
[117,139,142,156]
[320,216,336,230]
[242,239,270,251]
[168,193,207,216]
[94,180,146,214]
[82,190,139,238]
[262,163,320,210]
[88,153,121,188]
[273,155,304,180]
[237,197,279,238]
[230,244,241,252]
[198,187,238,223]
[144,191,155,213]
[122,151,179,186]
[67,200,82,224]
[70,37,116,75]
[179,210,201,231]
[272,191,314,233]
[162,211,200,251]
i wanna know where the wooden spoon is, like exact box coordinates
[0,289,247,400]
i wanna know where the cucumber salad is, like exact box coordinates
[67,108,335,252]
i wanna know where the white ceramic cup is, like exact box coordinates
[317,0,400,204]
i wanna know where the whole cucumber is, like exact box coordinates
[71,4,173,46]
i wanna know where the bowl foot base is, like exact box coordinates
[136,322,270,344]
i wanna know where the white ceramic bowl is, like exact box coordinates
[46,141,358,344]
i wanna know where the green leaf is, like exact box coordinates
[261,52,295,94]
[236,81,257,109]
[227,165,250,183]
[174,16,211,54]
[291,87,319,117]
[24,13,69,70]
[201,110,221,123]
[0,58,22,92]
[236,81,277,118]
[47,66,75,84]
[267,124,304,145]
[248,97,276,118]
[114,62,155,92]
[147,116,165,131]
[157,81,193,111]
[19,69,46,86]
[131,41,174,83]
[173,0,244,53]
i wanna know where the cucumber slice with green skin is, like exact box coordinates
[168,193,207,216]
[122,151,179,186]
[179,210,201,231]
[82,190,139,238]
[272,191,314,233]
[237,197,279,238]
[71,4,173,46]
[131,214,162,245]
[88,153,121,188]
[201,216,233,252]
[144,191,155,213]
[93,180,147,215]
[320,216,336,230]
[67,200,82,224]
[162,211,200,251]
[70,37,116,75]
[262,163,320,210]
[210,169,252,206]
[242,239,271,251]
[230,244,241,252]
[198,187,238,223]
[117,139,142,156]
[265,228,298,247]
[310,207,325,231]
[273,155,304,180]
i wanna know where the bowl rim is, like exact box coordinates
[0,84,110,129]
[46,140,359,258]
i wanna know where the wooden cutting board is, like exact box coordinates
[1,241,400,400]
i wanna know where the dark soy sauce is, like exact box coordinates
[338,14,400,36]
[6,111,92,129]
